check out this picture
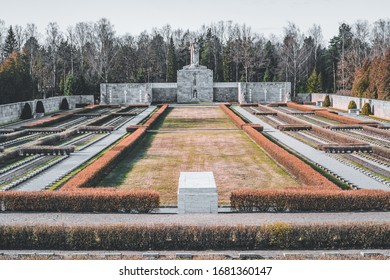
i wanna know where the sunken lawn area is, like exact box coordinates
[98,106,300,205]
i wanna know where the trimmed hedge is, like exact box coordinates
[60,105,169,190]
[0,223,389,250]
[22,113,73,128]
[287,103,317,112]
[0,130,28,142]
[219,104,247,128]
[0,190,159,213]
[348,100,357,109]
[361,103,372,115]
[315,110,379,126]
[312,126,365,145]
[372,146,390,159]
[18,145,76,155]
[60,127,147,190]
[219,104,338,189]
[323,95,331,107]
[363,125,390,138]
[231,189,390,212]
[241,125,338,189]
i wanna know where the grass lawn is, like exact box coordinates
[98,106,300,205]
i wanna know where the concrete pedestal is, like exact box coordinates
[177,67,213,103]
[177,172,218,214]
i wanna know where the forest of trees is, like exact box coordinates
[1,18,390,105]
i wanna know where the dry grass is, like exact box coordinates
[99,107,299,205]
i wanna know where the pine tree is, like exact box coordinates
[223,41,233,82]
[263,69,271,82]
[166,37,177,82]
[3,26,18,58]
[64,73,73,96]
[306,68,322,93]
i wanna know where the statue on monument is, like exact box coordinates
[189,39,200,67]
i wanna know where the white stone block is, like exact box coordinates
[177,172,218,214]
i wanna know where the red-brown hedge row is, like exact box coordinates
[0,190,159,213]
[277,125,312,131]
[219,104,247,128]
[318,144,372,153]
[325,125,363,130]
[220,104,338,189]
[315,110,379,126]
[60,127,147,190]
[231,189,390,212]
[287,103,318,112]
[0,223,389,250]
[241,125,338,189]
[77,126,114,133]
[372,146,390,159]
[0,130,28,142]
[267,102,287,107]
[312,126,365,145]
[60,105,168,190]
[363,125,390,137]
[26,128,66,133]
[143,104,169,127]
[19,145,76,155]
[22,113,73,128]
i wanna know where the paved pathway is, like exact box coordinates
[0,212,389,226]
[233,106,389,191]
[14,106,156,191]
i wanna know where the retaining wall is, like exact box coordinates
[0,95,94,124]
[311,94,390,119]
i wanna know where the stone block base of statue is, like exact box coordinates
[177,67,213,103]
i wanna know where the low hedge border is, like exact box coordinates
[0,190,159,213]
[220,104,338,189]
[60,104,169,190]
[0,223,388,250]
[231,189,390,212]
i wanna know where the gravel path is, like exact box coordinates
[1,212,389,226]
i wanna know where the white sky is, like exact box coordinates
[1,0,390,43]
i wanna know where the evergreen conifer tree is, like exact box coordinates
[166,37,177,82]
[3,26,18,58]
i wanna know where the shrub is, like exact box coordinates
[230,189,390,212]
[361,103,372,115]
[323,95,331,107]
[0,223,389,250]
[0,190,159,213]
[348,100,357,109]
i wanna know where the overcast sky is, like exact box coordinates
[1,0,390,43]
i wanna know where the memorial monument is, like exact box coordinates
[177,40,213,103]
